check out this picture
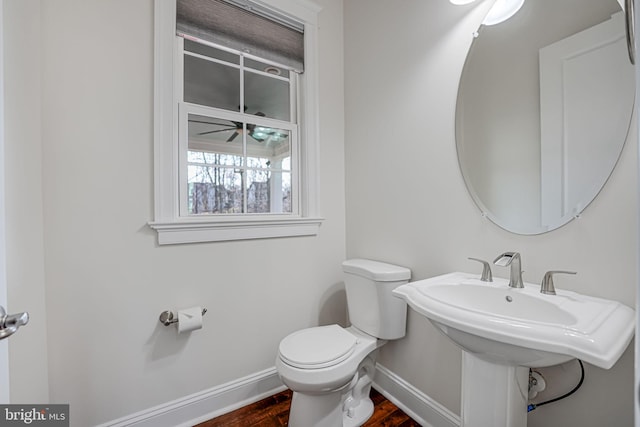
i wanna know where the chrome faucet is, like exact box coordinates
[493,252,524,288]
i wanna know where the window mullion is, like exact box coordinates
[242,123,248,214]
[184,50,241,70]
[240,55,247,214]
[239,55,245,117]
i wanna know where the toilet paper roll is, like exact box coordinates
[177,306,203,333]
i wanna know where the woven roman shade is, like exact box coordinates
[176,0,304,73]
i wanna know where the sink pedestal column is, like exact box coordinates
[461,353,529,427]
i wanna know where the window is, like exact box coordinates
[180,39,297,216]
[150,0,322,245]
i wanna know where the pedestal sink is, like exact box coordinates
[392,272,635,427]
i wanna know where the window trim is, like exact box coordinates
[150,0,323,245]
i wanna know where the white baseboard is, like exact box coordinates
[373,364,461,427]
[97,364,459,427]
[96,367,286,427]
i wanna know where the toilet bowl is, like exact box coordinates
[275,259,411,427]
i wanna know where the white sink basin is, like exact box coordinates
[393,272,634,369]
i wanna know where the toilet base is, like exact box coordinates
[288,390,343,427]
[342,395,374,427]
[287,391,375,427]
[287,355,377,427]
[342,356,375,427]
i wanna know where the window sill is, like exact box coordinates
[148,216,324,245]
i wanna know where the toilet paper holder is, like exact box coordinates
[159,308,207,326]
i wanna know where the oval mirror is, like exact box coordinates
[456,0,635,234]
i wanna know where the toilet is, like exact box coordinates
[275,259,411,427]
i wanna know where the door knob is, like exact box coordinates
[0,305,29,340]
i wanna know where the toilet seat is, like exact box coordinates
[279,325,357,369]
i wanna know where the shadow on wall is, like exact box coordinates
[144,320,192,364]
[318,282,348,327]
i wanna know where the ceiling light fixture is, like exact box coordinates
[449,0,525,26]
[482,0,524,25]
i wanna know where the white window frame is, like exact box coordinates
[150,0,323,245]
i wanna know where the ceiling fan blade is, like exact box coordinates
[189,119,234,127]
[227,131,240,142]
[197,127,236,136]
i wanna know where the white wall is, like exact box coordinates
[4,0,50,403]
[344,1,636,426]
[4,0,345,425]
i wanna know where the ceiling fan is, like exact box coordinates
[190,109,267,142]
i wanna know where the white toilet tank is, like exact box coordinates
[341,259,411,340]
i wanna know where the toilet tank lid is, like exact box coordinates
[342,259,411,282]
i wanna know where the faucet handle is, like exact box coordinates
[468,258,493,282]
[540,271,576,295]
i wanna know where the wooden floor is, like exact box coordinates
[195,388,420,427]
